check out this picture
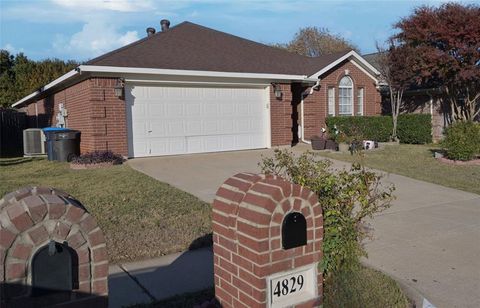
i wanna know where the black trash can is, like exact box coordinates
[44,128,81,162]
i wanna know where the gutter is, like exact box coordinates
[300,79,321,144]
[12,65,317,107]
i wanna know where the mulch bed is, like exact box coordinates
[70,161,119,169]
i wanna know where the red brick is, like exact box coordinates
[294,198,302,211]
[77,246,90,264]
[79,215,98,233]
[238,207,271,226]
[79,263,91,281]
[242,193,276,213]
[237,233,269,253]
[221,279,239,298]
[264,178,292,199]
[48,202,66,219]
[232,276,253,297]
[250,183,283,202]
[237,221,269,240]
[238,268,265,289]
[28,225,49,245]
[92,246,108,262]
[213,244,231,261]
[216,187,244,204]
[92,279,108,294]
[67,231,86,249]
[22,196,46,222]
[238,289,264,308]
[281,199,291,213]
[237,245,270,265]
[212,211,233,228]
[212,222,234,239]
[232,254,253,272]
[219,257,238,275]
[79,281,91,293]
[6,262,26,279]
[218,236,236,252]
[215,287,233,306]
[213,199,235,215]
[224,177,252,193]
[65,206,85,224]
[88,229,106,247]
[214,263,232,283]
[7,205,33,232]
[53,221,71,240]
[294,253,319,267]
[0,227,16,249]
[11,243,33,260]
[93,263,108,279]
[292,184,302,197]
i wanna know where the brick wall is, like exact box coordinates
[270,84,295,146]
[21,78,128,156]
[303,60,382,139]
[213,173,323,307]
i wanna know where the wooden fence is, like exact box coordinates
[0,109,26,157]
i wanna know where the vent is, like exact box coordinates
[23,128,46,155]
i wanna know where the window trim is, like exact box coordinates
[327,86,335,116]
[338,76,354,116]
[357,87,364,116]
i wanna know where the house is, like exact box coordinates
[363,52,446,141]
[13,21,382,158]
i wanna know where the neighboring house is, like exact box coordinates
[363,52,446,141]
[13,21,382,158]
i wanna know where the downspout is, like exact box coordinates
[300,79,321,144]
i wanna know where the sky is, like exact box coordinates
[0,0,475,62]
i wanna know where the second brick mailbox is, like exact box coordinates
[213,173,323,308]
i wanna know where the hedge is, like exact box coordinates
[325,114,432,144]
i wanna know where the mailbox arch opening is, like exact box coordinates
[282,212,307,250]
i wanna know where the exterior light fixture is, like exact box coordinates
[272,83,283,100]
[114,78,125,98]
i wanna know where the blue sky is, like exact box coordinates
[0,0,473,62]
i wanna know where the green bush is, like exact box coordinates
[325,114,432,144]
[442,121,480,161]
[397,114,432,144]
[260,150,395,277]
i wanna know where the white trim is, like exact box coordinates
[300,80,321,144]
[327,87,335,116]
[124,79,270,87]
[80,65,314,82]
[265,86,272,148]
[12,70,79,107]
[309,50,380,80]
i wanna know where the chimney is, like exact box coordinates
[160,19,170,32]
[147,27,155,37]
[146,27,156,37]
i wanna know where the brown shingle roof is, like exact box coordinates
[87,22,351,76]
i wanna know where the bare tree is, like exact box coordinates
[275,27,358,57]
[376,41,415,141]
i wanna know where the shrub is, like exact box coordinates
[397,114,432,144]
[442,121,480,161]
[325,114,432,144]
[260,149,395,277]
[326,116,392,142]
[72,150,124,165]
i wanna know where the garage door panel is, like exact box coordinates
[127,84,268,157]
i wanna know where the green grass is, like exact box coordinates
[0,157,212,264]
[323,265,409,308]
[127,265,408,308]
[316,144,480,195]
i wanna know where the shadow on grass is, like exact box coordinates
[188,233,212,251]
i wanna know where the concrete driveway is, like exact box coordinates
[128,146,480,308]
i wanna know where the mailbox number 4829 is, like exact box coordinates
[273,274,304,297]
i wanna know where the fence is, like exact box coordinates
[0,109,26,157]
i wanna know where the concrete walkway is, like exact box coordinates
[108,247,213,308]
[128,147,480,308]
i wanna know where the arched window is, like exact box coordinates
[338,76,353,115]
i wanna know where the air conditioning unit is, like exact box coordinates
[23,129,46,156]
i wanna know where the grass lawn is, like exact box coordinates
[316,144,480,195]
[0,157,211,264]
[129,265,409,308]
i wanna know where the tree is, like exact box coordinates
[0,50,79,108]
[375,42,415,141]
[393,3,480,122]
[275,27,358,57]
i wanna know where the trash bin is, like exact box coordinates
[43,128,80,162]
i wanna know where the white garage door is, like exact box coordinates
[126,84,270,157]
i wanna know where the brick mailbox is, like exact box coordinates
[213,173,323,308]
[0,187,108,307]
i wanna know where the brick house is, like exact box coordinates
[13,21,381,158]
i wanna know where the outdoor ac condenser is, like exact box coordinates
[23,128,46,156]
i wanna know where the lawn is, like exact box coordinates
[0,157,212,264]
[316,144,480,195]
[129,265,409,308]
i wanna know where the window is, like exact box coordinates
[338,76,353,115]
[328,87,335,116]
[357,88,364,115]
